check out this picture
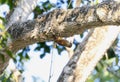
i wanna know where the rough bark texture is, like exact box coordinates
[8,1,120,52]
[0,0,120,81]
[0,0,38,75]
[58,26,120,82]
[0,52,10,74]
[75,0,82,7]
[73,26,120,82]
[57,29,94,82]
[6,0,38,28]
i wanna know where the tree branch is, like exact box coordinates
[0,0,120,78]
[0,0,38,75]
[8,1,120,52]
[57,28,94,82]
[6,0,38,28]
[58,26,120,82]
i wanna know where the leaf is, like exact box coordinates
[44,46,50,53]
[56,44,65,54]
[6,49,14,58]
[0,23,5,30]
[34,45,41,51]
[40,53,45,59]
[25,53,30,60]
[0,53,5,62]
[67,0,73,9]
[18,52,23,62]
[0,17,6,23]
[80,34,83,38]
[0,0,6,4]
[107,48,115,59]
[6,0,16,10]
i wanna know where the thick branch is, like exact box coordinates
[73,26,120,82]
[57,29,94,82]
[0,0,38,75]
[8,1,120,52]
[58,26,120,82]
[0,0,120,77]
[6,0,38,28]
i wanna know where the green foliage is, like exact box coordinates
[17,48,30,62]
[0,23,14,60]
[34,0,55,18]
[0,0,16,9]
[67,0,73,8]
[0,20,15,80]
[12,47,30,73]
[34,42,51,58]
[0,53,5,63]
[0,17,7,24]
[87,58,120,82]
[56,44,65,54]
[101,47,116,60]
[87,46,120,82]
[0,72,14,82]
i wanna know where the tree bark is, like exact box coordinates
[8,1,120,52]
[58,26,120,82]
[0,0,38,75]
[57,1,120,81]
[6,0,38,28]
[0,1,120,81]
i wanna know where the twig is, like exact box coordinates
[48,42,56,82]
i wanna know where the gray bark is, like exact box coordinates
[0,0,38,75]
[8,1,120,52]
[6,0,38,28]
[58,26,120,82]
[0,0,120,81]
